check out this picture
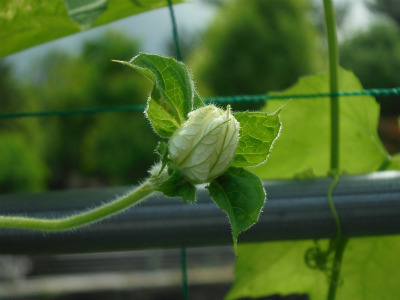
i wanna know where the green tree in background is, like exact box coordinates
[0,134,47,193]
[188,0,323,110]
[32,32,156,189]
[340,24,400,116]
[0,62,47,192]
[367,0,400,26]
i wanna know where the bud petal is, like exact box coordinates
[169,105,240,184]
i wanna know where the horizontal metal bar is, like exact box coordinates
[0,171,399,254]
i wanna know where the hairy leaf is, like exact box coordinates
[207,167,265,253]
[0,0,181,57]
[115,53,204,137]
[232,110,282,167]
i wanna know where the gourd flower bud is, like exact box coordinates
[169,105,240,184]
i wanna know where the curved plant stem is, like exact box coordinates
[326,175,348,300]
[0,182,155,231]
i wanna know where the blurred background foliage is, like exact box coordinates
[340,24,400,116]
[187,0,324,111]
[367,0,400,25]
[1,0,400,193]
[30,32,156,189]
[0,62,47,192]
[1,32,157,192]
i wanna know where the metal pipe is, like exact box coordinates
[0,171,399,254]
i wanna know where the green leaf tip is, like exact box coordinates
[207,167,266,255]
[155,141,169,176]
[114,53,204,138]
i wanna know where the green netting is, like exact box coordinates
[0,87,399,120]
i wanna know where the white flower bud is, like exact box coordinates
[169,105,240,184]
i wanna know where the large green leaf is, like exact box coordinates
[115,53,204,138]
[227,69,400,300]
[253,68,389,179]
[207,167,266,254]
[0,0,181,57]
[227,236,400,300]
[65,0,108,30]
[226,240,329,300]
[232,109,282,167]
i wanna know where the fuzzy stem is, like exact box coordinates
[0,182,155,231]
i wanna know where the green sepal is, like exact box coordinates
[155,165,196,203]
[232,109,282,167]
[193,91,205,110]
[207,167,266,254]
[155,141,170,175]
[114,53,204,138]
